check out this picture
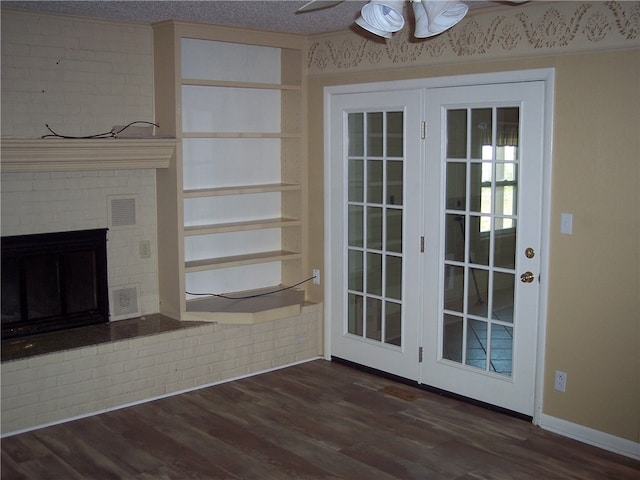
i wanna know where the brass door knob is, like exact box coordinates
[520,271,535,283]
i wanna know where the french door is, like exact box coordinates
[327,90,423,380]
[421,82,545,415]
[326,77,547,416]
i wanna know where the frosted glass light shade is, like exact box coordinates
[356,0,406,38]
[412,0,468,38]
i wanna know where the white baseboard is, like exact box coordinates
[539,414,640,460]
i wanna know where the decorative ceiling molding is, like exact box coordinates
[307,1,640,74]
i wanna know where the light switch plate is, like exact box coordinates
[560,213,573,235]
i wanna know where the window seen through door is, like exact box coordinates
[481,107,518,233]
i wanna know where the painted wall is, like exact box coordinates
[1,11,159,317]
[546,50,639,441]
[1,2,638,451]
[305,2,640,447]
[0,9,323,435]
[1,11,154,138]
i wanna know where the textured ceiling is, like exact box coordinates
[2,0,500,35]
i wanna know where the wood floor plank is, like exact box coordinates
[6,454,86,480]
[340,440,451,479]
[179,407,341,479]
[234,384,447,477]
[248,406,405,480]
[2,359,639,480]
[72,414,181,478]
[153,391,342,479]
[519,431,640,480]
[419,438,558,480]
[30,422,133,480]
[0,450,29,480]
[132,395,317,479]
[1,432,52,463]
[95,407,237,479]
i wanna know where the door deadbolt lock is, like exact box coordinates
[525,247,535,259]
[520,271,535,283]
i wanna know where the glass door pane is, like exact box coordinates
[347,111,404,347]
[442,106,519,377]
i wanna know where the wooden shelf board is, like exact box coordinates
[184,217,300,236]
[185,250,301,272]
[182,132,300,139]
[183,286,304,324]
[182,78,300,91]
[183,183,300,197]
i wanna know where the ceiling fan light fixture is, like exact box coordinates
[354,17,394,38]
[412,0,468,38]
[356,0,406,37]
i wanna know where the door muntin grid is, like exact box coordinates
[347,111,404,348]
[442,106,520,377]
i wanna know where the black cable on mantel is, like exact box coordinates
[186,276,317,300]
[40,121,159,139]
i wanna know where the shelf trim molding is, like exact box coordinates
[1,138,177,173]
[185,250,301,272]
[183,183,300,197]
[184,217,301,236]
[182,132,300,139]
[182,78,301,91]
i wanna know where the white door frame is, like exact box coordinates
[324,68,555,425]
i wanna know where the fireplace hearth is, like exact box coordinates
[1,229,109,339]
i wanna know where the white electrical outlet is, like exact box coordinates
[554,370,567,392]
[312,269,320,285]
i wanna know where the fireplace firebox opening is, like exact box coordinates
[1,228,109,339]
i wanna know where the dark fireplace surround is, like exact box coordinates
[1,229,109,339]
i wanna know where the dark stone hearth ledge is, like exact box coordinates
[1,314,206,363]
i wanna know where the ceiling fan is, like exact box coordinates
[298,0,528,39]
[297,1,345,13]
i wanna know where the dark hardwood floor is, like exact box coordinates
[2,359,639,479]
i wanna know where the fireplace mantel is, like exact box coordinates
[0,137,177,173]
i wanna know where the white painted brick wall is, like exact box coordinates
[1,9,159,316]
[1,169,160,316]
[1,9,154,138]
[1,304,323,434]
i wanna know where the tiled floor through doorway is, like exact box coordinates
[442,298,514,377]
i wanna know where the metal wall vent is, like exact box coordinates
[109,196,137,228]
[111,285,140,319]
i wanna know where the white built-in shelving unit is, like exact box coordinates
[152,21,307,324]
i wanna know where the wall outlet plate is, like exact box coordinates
[554,370,567,392]
[312,269,320,285]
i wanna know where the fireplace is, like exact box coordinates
[1,229,109,339]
